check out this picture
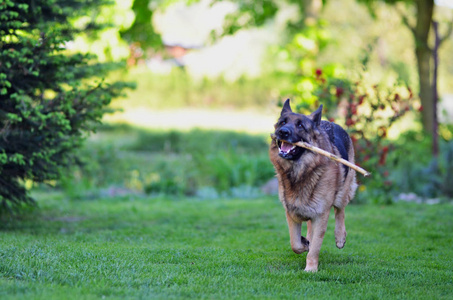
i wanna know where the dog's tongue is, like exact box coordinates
[281,141,293,152]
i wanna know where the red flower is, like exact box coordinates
[394,93,400,101]
[336,87,344,98]
[358,95,365,105]
[379,153,387,166]
[391,104,399,113]
[418,106,423,112]
[378,146,389,166]
[315,68,322,76]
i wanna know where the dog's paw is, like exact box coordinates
[335,231,347,249]
[291,245,309,254]
[291,237,310,254]
[305,256,319,272]
[304,265,318,272]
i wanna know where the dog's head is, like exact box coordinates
[273,99,323,161]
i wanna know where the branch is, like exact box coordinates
[395,5,416,35]
[439,17,453,46]
[271,134,372,177]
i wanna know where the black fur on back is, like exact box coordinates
[319,121,350,176]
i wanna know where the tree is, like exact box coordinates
[118,0,453,136]
[360,0,452,141]
[227,0,449,135]
[0,0,133,214]
[225,0,453,145]
[410,0,435,135]
[121,0,163,49]
[120,0,320,49]
[228,0,451,137]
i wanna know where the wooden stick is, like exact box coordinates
[271,134,371,177]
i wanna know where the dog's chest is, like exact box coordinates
[278,168,335,221]
[284,201,313,221]
[282,193,325,221]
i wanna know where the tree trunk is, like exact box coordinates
[432,20,440,156]
[414,0,435,134]
[416,47,434,133]
[303,0,323,25]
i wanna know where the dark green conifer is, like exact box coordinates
[0,0,133,214]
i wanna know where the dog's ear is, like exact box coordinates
[281,99,292,116]
[310,104,323,126]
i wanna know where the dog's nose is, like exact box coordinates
[278,127,290,138]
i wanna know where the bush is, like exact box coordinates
[0,0,132,214]
[388,131,453,201]
[193,150,274,195]
[59,127,275,199]
[128,128,269,155]
[287,65,416,204]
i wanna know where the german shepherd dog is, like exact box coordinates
[269,99,357,272]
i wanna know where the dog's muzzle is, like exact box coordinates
[276,139,305,160]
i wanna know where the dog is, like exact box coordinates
[269,99,357,272]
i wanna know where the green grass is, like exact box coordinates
[1,194,452,299]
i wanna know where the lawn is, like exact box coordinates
[1,194,452,299]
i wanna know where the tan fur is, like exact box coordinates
[269,105,357,272]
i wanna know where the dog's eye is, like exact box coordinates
[280,120,286,126]
[297,122,303,128]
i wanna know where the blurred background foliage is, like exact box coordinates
[2,0,453,215]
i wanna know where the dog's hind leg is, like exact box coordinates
[305,212,329,272]
[334,207,347,249]
[285,210,309,254]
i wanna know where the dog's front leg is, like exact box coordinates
[304,212,329,272]
[285,210,309,254]
[334,207,347,249]
[306,220,312,242]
